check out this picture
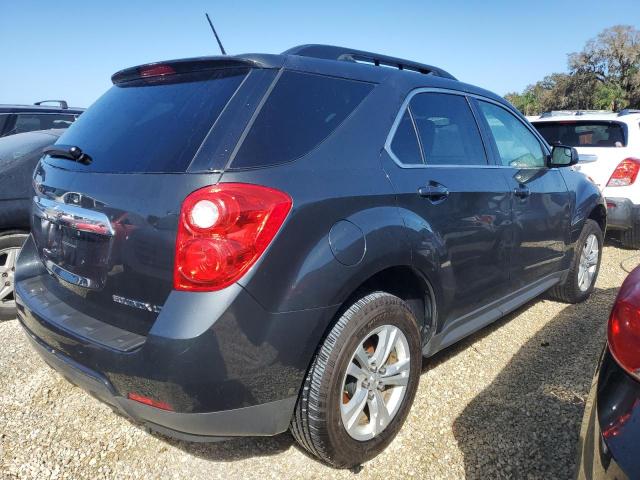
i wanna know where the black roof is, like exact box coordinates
[111,44,510,113]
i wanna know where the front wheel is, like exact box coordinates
[291,292,422,468]
[0,233,28,321]
[549,219,603,304]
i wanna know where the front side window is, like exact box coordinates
[478,101,546,168]
[408,93,487,166]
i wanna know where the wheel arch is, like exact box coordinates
[329,265,437,347]
[587,203,607,234]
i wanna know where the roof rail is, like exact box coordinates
[618,109,640,116]
[282,44,457,81]
[34,100,68,109]
[539,109,613,118]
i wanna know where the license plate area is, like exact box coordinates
[32,197,114,290]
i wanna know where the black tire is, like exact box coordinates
[621,223,640,249]
[549,219,603,304]
[290,292,422,468]
[0,233,27,321]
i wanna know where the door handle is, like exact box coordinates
[418,184,449,202]
[513,185,530,199]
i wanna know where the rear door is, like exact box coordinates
[382,90,512,324]
[29,66,269,335]
[474,100,570,288]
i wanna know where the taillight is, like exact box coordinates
[608,267,640,381]
[174,183,292,292]
[607,158,640,187]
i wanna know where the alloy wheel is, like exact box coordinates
[340,324,411,441]
[0,247,18,311]
[578,233,599,292]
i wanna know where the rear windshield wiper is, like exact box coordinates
[43,145,92,165]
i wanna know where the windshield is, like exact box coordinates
[46,68,248,173]
[533,121,627,148]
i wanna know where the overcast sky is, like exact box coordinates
[2,0,640,108]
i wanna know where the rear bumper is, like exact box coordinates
[604,197,640,231]
[23,325,295,440]
[15,236,335,439]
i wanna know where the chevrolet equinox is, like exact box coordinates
[15,45,606,467]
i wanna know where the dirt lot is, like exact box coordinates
[1,243,638,480]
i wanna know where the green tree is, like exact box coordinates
[506,25,640,115]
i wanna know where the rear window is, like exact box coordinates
[533,121,627,148]
[47,68,248,173]
[231,71,374,169]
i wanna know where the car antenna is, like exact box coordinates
[205,13,227,55]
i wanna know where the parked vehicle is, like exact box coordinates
[0,100,83,138]
[0,100,84,138]
[15,45,606,467]
[577,265,640,480]
[531,110,640,248]
[0,129,63,320]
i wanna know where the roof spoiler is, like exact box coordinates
[34,100,68,109]
[111,57,261,84]
[283,44,457,80]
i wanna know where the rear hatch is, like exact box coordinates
[29,62,259,336]
[533,119,632,189]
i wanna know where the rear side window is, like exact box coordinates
[231,71,374,169]
[408,93,487,166]
[389,110,423,164]
[533,121,627,147]
[48,69,248,173]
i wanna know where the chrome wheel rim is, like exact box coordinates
[340,324,410,441]
[0,247,18,310]
[578,233,599,292]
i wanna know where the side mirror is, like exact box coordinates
[549,145,579,167]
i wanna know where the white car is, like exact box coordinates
[531,110,640,248]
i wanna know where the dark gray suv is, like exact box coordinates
[15,45,606,467]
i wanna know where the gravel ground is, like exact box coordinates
[1,242,638,480]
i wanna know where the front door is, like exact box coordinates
[382,91,512,325]
[474,100,570,288]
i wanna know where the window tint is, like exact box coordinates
[232,71,374,169]
[389,110,422,164]
[409,93,487,165]
[533,121,626,147]
[48,69,247,173]
[478,101,545,168]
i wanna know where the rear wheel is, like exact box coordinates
[549,219,602,304]
[0,233,28,321]
[621,223,640,249]
[291,292,422,468]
